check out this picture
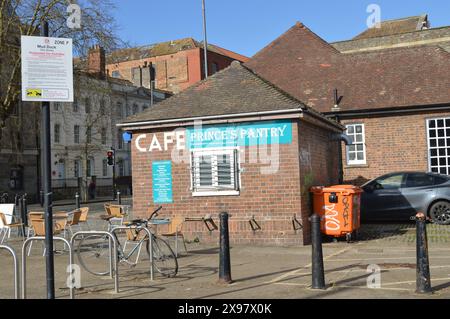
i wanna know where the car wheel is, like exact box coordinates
[429,201,450,225]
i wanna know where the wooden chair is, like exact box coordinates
[160,216,187,257]
[101,203,126,230]
[27,216,64,256]
[0,212,23,244]
[78,207,90,230]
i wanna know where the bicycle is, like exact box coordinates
[76,206,178,278]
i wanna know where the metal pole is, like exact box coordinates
[218,212,232,284]
[415,212,432,294]
[75,192,80,209]
[112,146,116,200]
[311,214,326,290]
[117,191,121,205]
[201,0,209,78]
[40,20,55,299]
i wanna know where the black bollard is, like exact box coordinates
[311,214,326,290]
[22,195,28,234]
[75,192,80,209]
[40,190,44,207]
[218,212,232,284]
[117,191,122,205]
[415,212,432,294]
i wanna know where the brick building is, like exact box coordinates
[106,38,249,94]
[246,17,450,185]
[119,61,343,246]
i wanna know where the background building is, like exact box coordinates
[246,16,450,185]
[51,46,171,200]
[106,38,249,94]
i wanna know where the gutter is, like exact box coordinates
[324,103,450,119]
[117,108,305,129]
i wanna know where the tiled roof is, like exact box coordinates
[121,61,307,125]
[107,38,249,64]
[245,22,450,113]
[353,14,429,40]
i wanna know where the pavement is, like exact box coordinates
[1,199,450,299]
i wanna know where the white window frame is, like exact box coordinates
[190,147,240,197]
[426,117,450,175]
[345,123,367,165]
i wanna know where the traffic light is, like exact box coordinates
[107,150,114,166]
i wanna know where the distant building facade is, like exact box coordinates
[51,46,171,200]
[106,38,249,94]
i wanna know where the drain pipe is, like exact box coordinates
[331,133,352,184]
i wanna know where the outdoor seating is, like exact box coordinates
[0,212,23,244]
[27,215,66,256]
[101,203,127,230]
[78,207,90,230]
[160,216,187,257]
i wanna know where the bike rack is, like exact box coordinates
[70,231,118,299]
[0,244,19,299]
[249,215,262,232]
[292,214,303,232]
[21,236,72,299]
[110,226,154,281]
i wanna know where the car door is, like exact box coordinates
[400,173,437,218]
[361,173,407,221]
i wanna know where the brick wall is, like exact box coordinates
[342,110,450,185]
[107,48,239,94]
[298,120,341,243]
[130,118,341,246]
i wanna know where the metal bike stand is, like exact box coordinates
[70,231,118,298]
[111,226,154,281]
[21,236,72,299]
[0,244,19,299]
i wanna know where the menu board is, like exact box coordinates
[152,161,173,203]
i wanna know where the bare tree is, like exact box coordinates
[58,71,112,201]
[0,0,121,131]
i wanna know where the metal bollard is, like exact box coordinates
[21,196,28,237]
[75,192,80,209]
[218,212,232,284]
[39,190,44,207]
[415,212,432,294]
[310,214,326,290]
[117,191,121,205]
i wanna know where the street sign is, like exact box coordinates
[21,36,74,102]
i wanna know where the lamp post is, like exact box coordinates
[40,19,56,299]
[202,0,208,78]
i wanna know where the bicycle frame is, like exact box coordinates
[111,226,154,280]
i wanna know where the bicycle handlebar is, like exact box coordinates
[127,206,163,227]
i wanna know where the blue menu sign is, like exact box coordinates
[152,161,173,203]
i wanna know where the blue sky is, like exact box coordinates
[111,0,450,57]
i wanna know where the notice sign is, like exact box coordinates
[152,161,173,204]
[21,36,73,102]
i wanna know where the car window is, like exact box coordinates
[404,173,435,188]
[375,174,404,190]
[434,176,449,185]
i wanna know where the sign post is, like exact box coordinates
[21,22,73,299]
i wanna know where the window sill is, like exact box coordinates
[192,190,240,197]
[345,164,369,169]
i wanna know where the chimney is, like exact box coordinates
[88,45,106,79]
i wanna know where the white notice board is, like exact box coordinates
[21,36,73,102]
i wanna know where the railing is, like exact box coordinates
[0,244,19,299]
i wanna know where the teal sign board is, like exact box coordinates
[152,161,173,203]
[186,120,292,149]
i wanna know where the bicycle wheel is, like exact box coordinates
[77,234,115,276]
[146,236,178,277]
